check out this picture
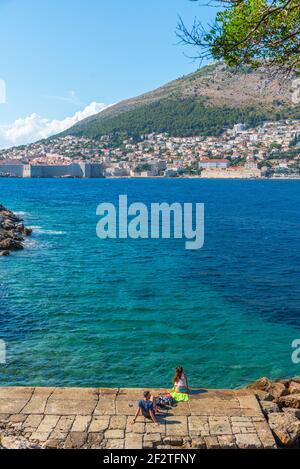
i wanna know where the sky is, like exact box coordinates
[0,0,216,148]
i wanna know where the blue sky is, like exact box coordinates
[0,0,216,147]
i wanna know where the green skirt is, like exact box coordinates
[170,388,189,402]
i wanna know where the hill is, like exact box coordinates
[58,63,300,140]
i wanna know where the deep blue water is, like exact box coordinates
[0,178,299,388]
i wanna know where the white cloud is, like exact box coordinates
[0,102,110,149]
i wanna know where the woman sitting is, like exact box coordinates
[170,366,189,402]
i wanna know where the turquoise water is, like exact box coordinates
[0,178,299,388]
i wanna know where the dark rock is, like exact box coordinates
[2,221,15,231]
[5,230,24,241]
[23,227,32,236]
[268,412,300,447]
[16,224,32,236]
[253,389,274,401]
[0,211,21,223]
[289,381,300,395]
[260,400,280,416]
[0,238,23,251]
[16,224,25,233]
[269,381,289,400]
[282,408,300,419]
[278,394,300,409]
[247,377,288,401]
[0,203,32,254]
[247,377,271,392]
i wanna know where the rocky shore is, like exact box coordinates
[0,204,32,256]
[0,377,300,450]
[247,377,300,448]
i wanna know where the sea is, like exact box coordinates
[0,178,299,389]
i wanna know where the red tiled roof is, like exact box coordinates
[199,159,228,163]
[0,159,23,165]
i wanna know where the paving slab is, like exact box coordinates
[165,416,188,436]
[109,415,127,430]
[209,416,232,436]
[124,433,143,449]
[45,399,97,416]
[51,388,98,401]
[0,387,34,399]
[126,417,145,434]
[23,414,44,430]
[89,416,110,433]
[116,400,137,416]
[0,387,277,449]
[21,398,48,414]
[71,415,92,432]
[33,388,55,398]
[106,439,125,449]
[98,388,118,394]
[94,398,116,416]
[55,416,75,433]
[0,398,29,414]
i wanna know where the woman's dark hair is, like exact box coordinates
[174,366,184,384]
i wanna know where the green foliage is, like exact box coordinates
[213,0,300,71]
[269,142,282,150]
[136,163,152,172]
[229,156,247,166]
[266,147,300,158]
[65,98,300,142]
[178,0,300,73]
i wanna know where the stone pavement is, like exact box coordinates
[0,387,277,449]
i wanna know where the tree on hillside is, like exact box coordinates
[177,0,300,73]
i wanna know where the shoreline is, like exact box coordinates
[0,377,299,449]
[0,176,300,180]
[0,204,33,256]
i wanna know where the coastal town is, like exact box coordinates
[0,119,299,178]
